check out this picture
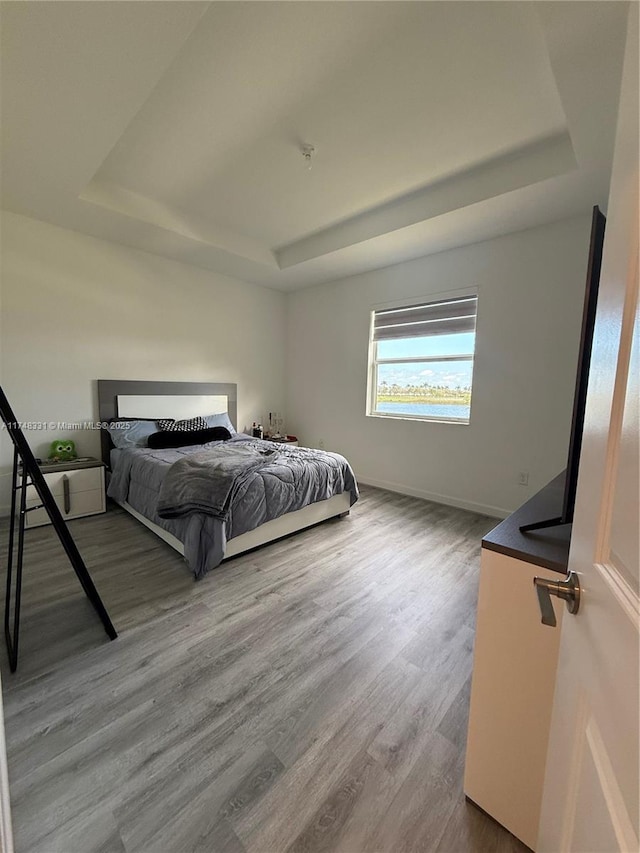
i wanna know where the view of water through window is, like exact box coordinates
[376,401,472,420]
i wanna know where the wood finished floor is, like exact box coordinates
[0,486,530,853]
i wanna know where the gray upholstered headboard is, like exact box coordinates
[97,380,238,467]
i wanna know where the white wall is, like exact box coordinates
[0,210,593,519]
[286,215,592,516]
[0,211,286,510]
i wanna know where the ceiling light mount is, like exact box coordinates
[301,144,315,170]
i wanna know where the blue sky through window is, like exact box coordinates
[376,332,475,389]
[377,332,475,359]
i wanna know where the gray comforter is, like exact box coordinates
[157,442,279,520]
[108,435,358,579]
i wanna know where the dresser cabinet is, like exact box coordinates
[464,473,571,850]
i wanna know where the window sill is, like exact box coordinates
[367,412,470,425]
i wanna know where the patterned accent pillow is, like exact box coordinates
[156,417,208,432]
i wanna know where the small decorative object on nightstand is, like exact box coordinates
[268,435,299,447]
[47,438,77,462]
[25,457,106,528]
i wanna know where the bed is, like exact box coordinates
[97,380,358,578]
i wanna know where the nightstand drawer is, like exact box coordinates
[25,467,103,502]
[25,488,105,528]
[24,465,106,528]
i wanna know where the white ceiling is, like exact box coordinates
[0,1,629,291]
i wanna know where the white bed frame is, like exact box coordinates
[116,492,350,561]
[96,380,350,565]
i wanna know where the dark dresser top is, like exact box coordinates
[482,472,571,575]
[38,457,105,474]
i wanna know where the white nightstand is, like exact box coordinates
[24,458,106,528]
[267,437,299,447]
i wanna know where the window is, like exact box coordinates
[367,293,477,423]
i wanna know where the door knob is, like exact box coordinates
[533,571,581,627]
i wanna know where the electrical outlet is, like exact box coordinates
[318,439,325,450]
[518,471,529,486]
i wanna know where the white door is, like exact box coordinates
[538,8,639,852]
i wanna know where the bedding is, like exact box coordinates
[204,412,236,434]
[107,419,158,449]
[148,425,231,449]
[158,416,208,432]
[107,434,358,579]
[157,441,278,520]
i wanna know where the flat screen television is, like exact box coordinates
[520,205,606,533]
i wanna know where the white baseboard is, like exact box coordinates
[357,476,509,519]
